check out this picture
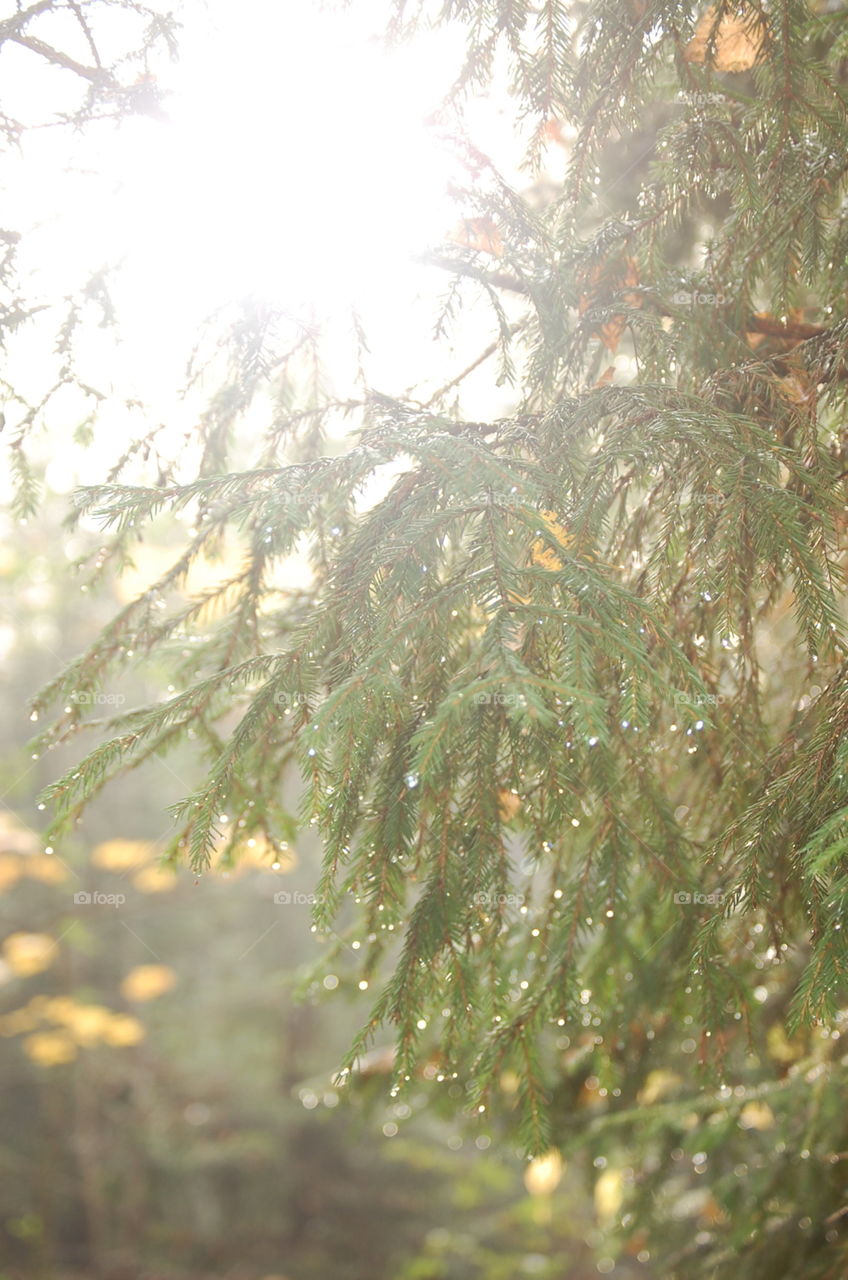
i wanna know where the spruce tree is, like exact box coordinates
[12,0,848,1274]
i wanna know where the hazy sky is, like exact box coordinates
[1,1,544,499]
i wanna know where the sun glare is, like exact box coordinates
[96,3,462,323]
[3,1,509,493]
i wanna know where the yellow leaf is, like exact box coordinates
[0,855,22,892]
[767,1023,806,1064]
[0,1008,40,1036]
[685,7,765,72]
[101,1013,146,1046]
[637,1069,682,1105]
[500,1070,521,1095]
[739,1100,775,1130]
[41,997,81,1025]
[24,856,68,884]
[497,789,522,822]
[92,839,154,871]
[524,1150,565,1196]
[60,1004,114,1046]
[23,1031,77,1066]
[595,1168,624,1221]
[3,932,55,977]
[42,996,139,1047]
[121,964,176,1002]
[541,509,572,544]
[133,865,177,894]
[530,544,564,571]
[531,509,573,571]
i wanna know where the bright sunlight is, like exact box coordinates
[7,1,466,328]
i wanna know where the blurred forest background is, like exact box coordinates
[0,502,619,1279]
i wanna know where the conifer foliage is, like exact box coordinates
[13,0,848,1274]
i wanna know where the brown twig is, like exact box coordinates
[8,32,110,84]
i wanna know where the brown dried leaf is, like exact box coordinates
[531,509,574,570]
[449,216,503,257]
[578,258,641,352]
[497,789,522,822]
[599,317,627,353]
[542,118,567,147]
[685,7,765,72]
[780,370,816,412]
